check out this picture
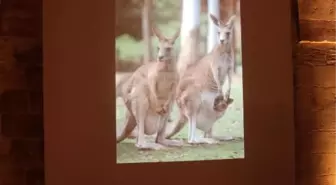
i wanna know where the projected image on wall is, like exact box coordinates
[115,0,244,163]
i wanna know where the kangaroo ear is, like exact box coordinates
[226,15,236,29]
[209,13,221,27]
[152,26,166,41]
[169,28,180,44]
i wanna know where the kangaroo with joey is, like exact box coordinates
[165,14,236,145]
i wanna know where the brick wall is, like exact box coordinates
[0,0,43,184]
[296,0,336,185]
[0,0,334,184]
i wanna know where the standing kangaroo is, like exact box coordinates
[165,14,236,144]
[117,26,182,150]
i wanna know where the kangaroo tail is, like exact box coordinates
[116,99,137,143]
[165,110,188,139]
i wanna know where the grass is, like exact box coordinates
[116,70,245,164]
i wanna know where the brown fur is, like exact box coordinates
[116,73,132,98]
[165,14,236,144]
[116,27,183,150]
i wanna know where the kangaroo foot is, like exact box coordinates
[135,142,167,150]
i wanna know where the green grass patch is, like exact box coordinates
[116,72,244,163]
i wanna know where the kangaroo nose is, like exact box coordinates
[158,56,164,61]
[220,40,224,44]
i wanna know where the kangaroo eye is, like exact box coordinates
[157,47,160,51]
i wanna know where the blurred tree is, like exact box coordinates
[177,0,201,75]
[115,0,239,41]
[181,0,200,47]
[207,0,220,53]
[153,0,181,22]
[142,0,153,63]
[201,0,237,20]
[229,0,238,73]
[115,0,143,40]
[115,0,181,40]
[234,0,242,67]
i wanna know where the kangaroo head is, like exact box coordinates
[209,14,235,46]
[152,26,180,62]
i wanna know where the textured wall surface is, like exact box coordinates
[296,0,336,185]
[0,0,43,184]
[0,0,334,185]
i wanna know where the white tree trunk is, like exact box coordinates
[178,0,201,75]
[207,0,220,53]
[181,0,201,47]
[142,0,153,64]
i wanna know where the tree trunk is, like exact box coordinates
[234,0,241,46]
[142,0,153,64]
[229,0,238,74]
[181,0,201,47]
[207,0,220,53]
[178,0,201,75]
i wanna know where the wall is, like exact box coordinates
[296,0,336,184]
[0,0,43,184]
[0,0,334,184]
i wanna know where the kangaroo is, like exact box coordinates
[165,14,236,144]
[117,26,182,150]
[116,73,132,98]
[117,73,174,123]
